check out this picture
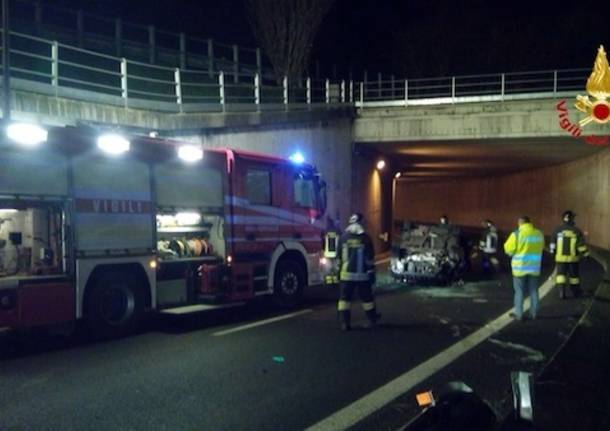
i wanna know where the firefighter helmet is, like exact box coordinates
[563,210,576,224]
[348,213,364,225]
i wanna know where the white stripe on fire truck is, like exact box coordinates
[228,236,321,243]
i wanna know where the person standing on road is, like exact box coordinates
[479,219,499,274]
[503,216,545,321]
[550,210,589,299]
[337,213,381,331]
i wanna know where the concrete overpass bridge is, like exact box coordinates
[2,17,609,251]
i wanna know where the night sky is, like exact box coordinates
[39,0,610,79]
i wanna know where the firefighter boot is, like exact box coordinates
[364,309,382,329]
[339,310,351,331]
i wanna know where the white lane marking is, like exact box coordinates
[212,309,313,336]
[305,276,554,431]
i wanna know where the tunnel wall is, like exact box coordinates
[395,146,610,248]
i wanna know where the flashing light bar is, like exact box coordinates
[289,152,305,164]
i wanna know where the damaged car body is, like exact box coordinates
[390,221,467,285]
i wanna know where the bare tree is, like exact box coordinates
[246,0,335,80]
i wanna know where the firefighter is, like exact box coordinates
[322,216,341,285]
[479,219,499,274]
[337,213,381,331]
[550,210,589,299]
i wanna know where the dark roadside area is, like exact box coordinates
[534,248,610,431]
[351,251,608,431]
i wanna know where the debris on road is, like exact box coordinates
[488,338,545,363]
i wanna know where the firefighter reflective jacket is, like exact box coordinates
[503,222,545,276]
[323,230,340,259]
[550,223,588,263]
[480,226,498,254]
[339,224,375,282]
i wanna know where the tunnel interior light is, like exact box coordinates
[6,123,48,147]
[394,172,401,179]
[376,159,386,170]
[178,144,203,162]
[97,133,130,155]
[289,152,305,164]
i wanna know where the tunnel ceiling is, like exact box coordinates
[359,137,603,181]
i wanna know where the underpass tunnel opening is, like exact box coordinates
[358,139,610,250]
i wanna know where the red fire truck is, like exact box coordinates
[0,125,327,337]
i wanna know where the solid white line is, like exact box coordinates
[306,275,555,431]
[212,309,313,336]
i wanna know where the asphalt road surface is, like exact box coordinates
[0,257,603,431]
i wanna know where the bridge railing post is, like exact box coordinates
[359,81,364,105]
[207,39,214,78]
[233,45,239,84]
[76,11,84,48]
[500,73,505,101]
[148,25,156,64]
[306,77,312,106]
[256,47,262,76]
[283,75,289,108]
[349,79,354,103]
[120,58,128,107]
[219,70,225,112]
[451,76,456,102]
[254,72,261,109]
[404,79,408,107]
[553,70,558,95]
[115,18,123,57]
[340,79,346,103]
[179,32,187,69]
[51,41,59,88]
[174,68,182,113]
[325,78,330,104]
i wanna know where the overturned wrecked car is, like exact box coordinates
[390,221,467,285]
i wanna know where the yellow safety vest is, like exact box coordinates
[503,223,545,276]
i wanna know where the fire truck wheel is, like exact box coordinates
[85,271,145,339]
[273,260,305,308]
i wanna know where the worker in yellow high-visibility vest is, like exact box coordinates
[503,216,545,321]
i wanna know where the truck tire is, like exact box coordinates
[273,260,305,308]
[85,271,145,339]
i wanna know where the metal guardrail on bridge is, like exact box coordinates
[354,69,587,108]
[0,28,589,115]
[1,29,352,113]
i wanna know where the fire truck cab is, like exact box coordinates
[0,126,327,337]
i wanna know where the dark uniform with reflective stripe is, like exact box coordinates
[550,223,589,298]
[323,229,340,284]
[337,226,379,330]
